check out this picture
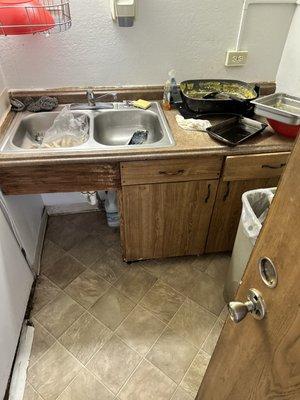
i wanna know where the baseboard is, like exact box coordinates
[46,202,99,216]
[8,323,34,400]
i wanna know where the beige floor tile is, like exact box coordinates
[35,292,84,338]
[28,342,81,400]
[63,212,106,234]
[202,319,224,356]
[140,281,185,323]
[140,259,169,278]
[146,328,198,384]
[205,253,231,283]
[87,335,141,394]
[114,267,157,302]
[171,387,193,400]
[23,383,43,400]
[116,305,166,356]
[169,298,217,349]
[90,247,128,284]
[31,275,61,315]
[43,254,85,289]
[40,239,66,272]
[188,272,225,316]
[69,234,107,267]
[99,226,121,247]
[65,269,111,309]
[180,351,210,398]
[59,312,112,364]
[90,287,135,330]
[46,219,88,251]
[190,254,215,272]
[119,360,176,400]
[29,320,55,368]
[160,261,201,296]
[57,368,114,400]
[219,305,229,322]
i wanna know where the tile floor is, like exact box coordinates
[24,211,230,400]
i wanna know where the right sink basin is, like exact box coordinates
[94,109,162,146]
[93,104,174,148]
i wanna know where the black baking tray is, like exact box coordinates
[206,115,267,146]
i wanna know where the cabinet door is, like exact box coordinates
[205,177,279,253]
[121,180,218,261]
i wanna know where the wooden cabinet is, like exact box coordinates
[120,152,290,261]
[120,157,222,261]
[205,152,290,253]
[121,180,218,261]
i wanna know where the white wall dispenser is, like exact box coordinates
[110,0,136,27]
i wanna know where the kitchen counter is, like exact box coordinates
[0,108,294,167]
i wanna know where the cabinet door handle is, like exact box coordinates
[159,169,185,176]
[261,163,286,169]
[205,184,211,203]
[223,181,231,201]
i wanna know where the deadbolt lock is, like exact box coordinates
[228,288,266,323]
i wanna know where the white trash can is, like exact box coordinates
[223,187,276,302]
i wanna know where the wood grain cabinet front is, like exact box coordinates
[120,156,223,186]
[120,180,218,261]
[205,152,290,253]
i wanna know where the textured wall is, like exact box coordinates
[0,0,296,89]
[277,6,300,96]
[0,65,5,92]
[0,64,9,121]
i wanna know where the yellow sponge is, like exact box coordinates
[132,99,151,110]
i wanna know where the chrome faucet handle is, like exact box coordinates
[86,90,96,106]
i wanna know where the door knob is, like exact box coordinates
[228,288,266,323]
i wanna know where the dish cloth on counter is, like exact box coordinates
[176,115,211,132]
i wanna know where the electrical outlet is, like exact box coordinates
[225,50,248,67]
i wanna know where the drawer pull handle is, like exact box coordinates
[205,184,211,203]
[261,163,286,169]
[223,182,231,201]
[159,169,185,176]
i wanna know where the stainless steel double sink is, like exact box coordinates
[1,102,175,152]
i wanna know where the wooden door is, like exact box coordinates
[196,139,300,399]
[205,177,279,253]
[121,180,218,261]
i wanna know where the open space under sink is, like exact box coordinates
[1,102,174,152]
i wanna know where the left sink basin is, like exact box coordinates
[10,111,90,150]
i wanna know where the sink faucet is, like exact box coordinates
[70,91,117,110]
[86,90,96,106]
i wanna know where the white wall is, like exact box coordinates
[42,193,86,206]
[277,6,300,95]
[0,64,9,121]
[0,0,296,89]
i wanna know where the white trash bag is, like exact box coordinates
[41,106,89,148]
[241,187,276,245]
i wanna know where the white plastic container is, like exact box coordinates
[104,191,120,228]
[224,187,276,302]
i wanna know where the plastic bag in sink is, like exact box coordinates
[40,106,89,148]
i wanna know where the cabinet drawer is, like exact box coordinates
[121,157,223,186]
[223,152,290,181]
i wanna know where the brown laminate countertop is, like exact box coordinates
[0,107,294,167]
